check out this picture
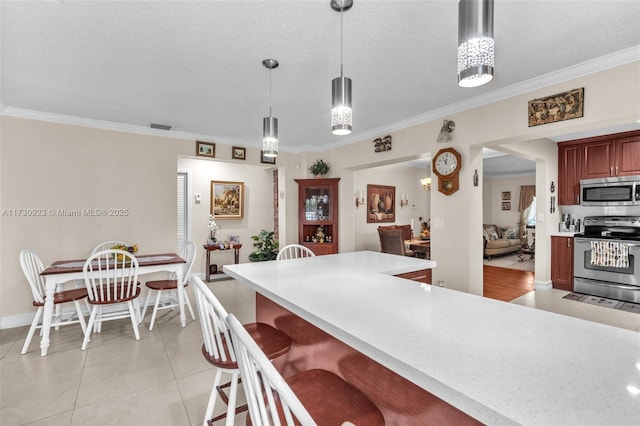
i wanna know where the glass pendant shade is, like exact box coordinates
[331,76,352,135]
[262,116,278,157]
[458,0,494,88]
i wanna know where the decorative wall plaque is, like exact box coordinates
[528,87,584,127]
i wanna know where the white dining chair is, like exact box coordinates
[191,275,291,426]
[227,314,385,425]
[276,244,315,260]
[19,249,88,355]
[140,241,197,330]
[91,240,127,254]
[81,249,141,350]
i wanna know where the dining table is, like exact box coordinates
[39,252,186,356]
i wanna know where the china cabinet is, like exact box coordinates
[295,178,340,255]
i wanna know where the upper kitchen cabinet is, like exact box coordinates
[582,132,640,179]
[558,130,640,205]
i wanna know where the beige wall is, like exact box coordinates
[484,174,536,228]
[2,61,639,326]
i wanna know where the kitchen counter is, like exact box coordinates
[549,231,579,237]
[225,251,640,425]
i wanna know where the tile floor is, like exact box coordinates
[1,280,639,426]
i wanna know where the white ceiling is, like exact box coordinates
[1,1,639,154]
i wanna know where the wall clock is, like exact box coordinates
[432,147,462,195]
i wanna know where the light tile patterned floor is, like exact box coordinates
[1,281,639,425]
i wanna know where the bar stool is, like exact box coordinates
[190,275,292,426]
[227,313,385,425]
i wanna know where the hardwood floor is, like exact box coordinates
[483,265,535,302]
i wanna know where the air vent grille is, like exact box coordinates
[149,123,172,131]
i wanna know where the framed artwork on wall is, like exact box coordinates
[502,191,511,201]
[211,180,244,219]
[502,202,511,211]
[196,141,215,158]
[232,146,246,160]
[367,184,395,223]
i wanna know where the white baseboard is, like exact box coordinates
[535,279,553,290]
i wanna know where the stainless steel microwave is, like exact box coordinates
[580,176,640,206]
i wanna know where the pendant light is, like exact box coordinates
[262,58,279,158]
[457,0,494,88]
[330,0,353,136]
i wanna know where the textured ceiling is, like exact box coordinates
[1,1,639,154]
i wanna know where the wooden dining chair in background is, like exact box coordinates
[81,249,141,350]
[191,275,292,426]
[276,244,315,260]
[19,249,88,355]
[227,313,385,425]
[140,241,197,330]
[378,229,415,257]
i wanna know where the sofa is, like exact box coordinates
[483,224,522,259]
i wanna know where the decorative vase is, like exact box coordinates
[207,238,216,246]
[384,193,392,212]
[372,193,380,212]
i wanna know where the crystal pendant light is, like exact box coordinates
[457,0,494,88]
[262,59,279,158]
[330,0,353,135]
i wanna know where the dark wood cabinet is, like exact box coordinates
[558,130,640,205]
[558,143,581,205]
[551,236,573,291]
[295,178,340,255]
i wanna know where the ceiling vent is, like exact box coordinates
[149,123,172,131]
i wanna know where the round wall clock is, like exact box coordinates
[432,147,462,195]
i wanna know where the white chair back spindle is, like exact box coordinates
[276,244,316,261]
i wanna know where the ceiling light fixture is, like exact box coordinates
[437,119,456,143]
[458,0,494,87]
[262,58,279,158]
[330,0,353,136]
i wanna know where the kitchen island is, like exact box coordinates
[224,251,639,425]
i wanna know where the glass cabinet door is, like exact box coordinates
[303,187,332,221]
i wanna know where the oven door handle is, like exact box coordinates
[575,238,640,247]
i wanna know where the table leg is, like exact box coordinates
[40,278,56,356]
[205,249,211,282]
[176,266,186,327]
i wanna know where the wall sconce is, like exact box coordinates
[437,119,455,143]
[421,177,432,191]
[400,192,409,208]
[354,190,364,208]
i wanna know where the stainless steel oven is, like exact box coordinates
[573,216,640,303]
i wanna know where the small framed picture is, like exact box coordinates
[502,202,511,211]
[260,150,276,165]
[501,191,511,201]
[232,146,246,160]
[196,141,215,158]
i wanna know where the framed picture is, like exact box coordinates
[260,150,276,165]
[502,202,511,211]
[211,181,244,219]
[232,146,246,160]
[367,184,396,223]
[196,141,215,158]
[502,191,511,201]
[528,87,584,127]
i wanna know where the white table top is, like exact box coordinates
[225,251,640,426]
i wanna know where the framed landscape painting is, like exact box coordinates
[211,181,244,219]
[196,141,215,158]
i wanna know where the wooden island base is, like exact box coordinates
[256,294,481,425]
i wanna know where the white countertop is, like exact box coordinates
[549,231,579,237]
[225,251,640,426]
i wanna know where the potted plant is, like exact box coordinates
[248,229,279,262]
[309,159,330,177]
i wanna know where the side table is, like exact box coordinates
[203,244,242,281]
[517,247,535,262]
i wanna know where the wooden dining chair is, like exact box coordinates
[191,275,292,426]
[379,229,415,257]
[19,249,88,355]
[276,244,315,260]
[81,249,141,350]
[140,241,197,330]
[227,313,385,425]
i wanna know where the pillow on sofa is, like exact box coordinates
[484,227,499,240]
[501,227,518,239]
